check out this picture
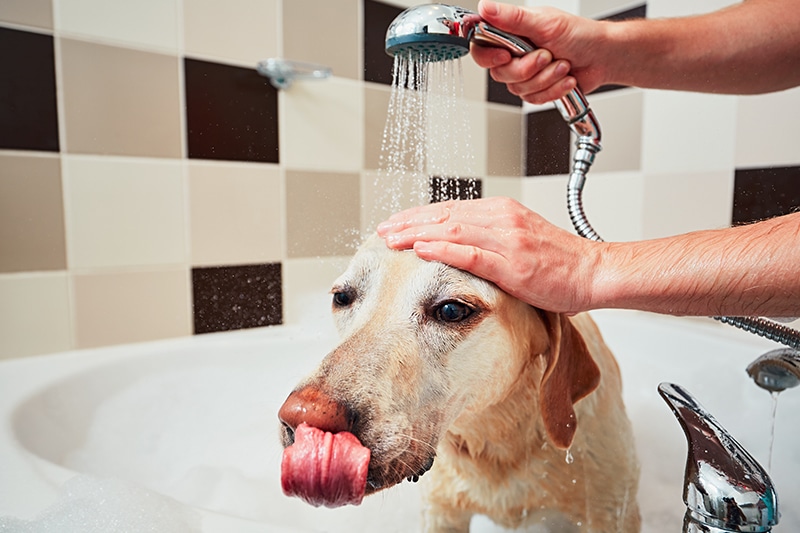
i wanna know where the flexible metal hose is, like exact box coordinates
[566,141,800,350]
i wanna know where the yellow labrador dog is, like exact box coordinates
[279,235,640,532]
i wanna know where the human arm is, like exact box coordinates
[473,0,800,104]
[377,197,800,318]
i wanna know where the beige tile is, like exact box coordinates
[361,170,429,234]
[184,0,279,65]
[64,156,187,269]
[60,38,182,158]
[364,84,392,171]
[0,273,72,359]
[55,0,179,52]
[580,0,642,18]
[282,256,351,327]
[482,176,522,201]
[281,77,363,172]
[0,0,53,29]
[487,106,524,176]
[283,0,359,81]
[73,268,191,348]
[286,170,361,257]
[585,88,642,173]
[0,153,67,272]
[425,96,486,178]
[735,87,800,168]
[189,161,282,266]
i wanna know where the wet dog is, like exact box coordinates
[279,235,640,532]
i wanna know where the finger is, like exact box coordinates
[478,0,551,46]
[376,202,456,236]
[520,76,577,105]
[412,240,511,289]
[470,44,512,69]
[506,59,573,101]
[488,49,552,84]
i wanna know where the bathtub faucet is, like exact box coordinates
[658,383,779,533]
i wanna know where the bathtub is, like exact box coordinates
[1,305,798,532]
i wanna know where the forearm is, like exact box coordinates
[591,212,800,317]
[601,0,800,94]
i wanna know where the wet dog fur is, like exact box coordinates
[279,235,640,532]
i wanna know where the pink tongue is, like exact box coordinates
[281,423,371,508]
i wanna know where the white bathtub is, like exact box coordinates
[1,308,798,532]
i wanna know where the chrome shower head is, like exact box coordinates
[385,3,535,62]
[747,348,800,393]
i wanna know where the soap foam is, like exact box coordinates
[0,475,201,533]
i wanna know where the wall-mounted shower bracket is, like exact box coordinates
[256,58,331,90]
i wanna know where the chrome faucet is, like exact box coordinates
[747,348,800,393]
[658,382,779,532]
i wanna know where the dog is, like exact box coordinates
[279,234,640,532]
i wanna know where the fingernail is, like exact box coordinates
[376,221,390,235]
[479,0,498,17]
[555,61,570,77]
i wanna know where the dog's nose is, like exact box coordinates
[278,386,356,435]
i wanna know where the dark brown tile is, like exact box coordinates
[430,177,482,203]
[525,108,571,176]
[733,166,800,225]
[364,0,404,85]
[185,58,279,163]
[192,263,282,334]
[0,27,59,151]
[487,75,522,106]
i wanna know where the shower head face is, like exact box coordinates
[746,348,800,393]
[385,4,476,62]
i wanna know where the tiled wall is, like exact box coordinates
[1,0,798,359]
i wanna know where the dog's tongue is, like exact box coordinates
[281,423,371,508]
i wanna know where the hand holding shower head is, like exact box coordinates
[385,3,603,241]
[384,3,601,145]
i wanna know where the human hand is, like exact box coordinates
[376,197,604,314]
[471,0,609,103]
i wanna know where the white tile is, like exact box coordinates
[63,156,187,269]
[0,273,72,358]
[281,256,351,327]
[641,90,737,174]
[281,77,363,172]
[188,161,283,266]
[55,0,180,53]
[585,88,642,173]
[183,0,280,66]
[521,175,573,231]
[642,170,734,239]
[483,176,523,201]
[735,87,800,168]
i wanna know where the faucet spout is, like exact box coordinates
[658,382,779,533]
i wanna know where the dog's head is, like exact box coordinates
[278,235,600,494]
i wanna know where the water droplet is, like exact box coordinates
[565,449,574,464]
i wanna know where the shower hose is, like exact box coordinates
[566,143,800,351]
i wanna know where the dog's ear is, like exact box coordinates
[538,312,601,450]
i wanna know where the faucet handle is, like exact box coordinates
[658,382,779,532]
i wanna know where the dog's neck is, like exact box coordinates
[442,353,553,467]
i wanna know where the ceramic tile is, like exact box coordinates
[585,88,642,173]
[733,166,800,225]
[281,77,363,172]
[361,170,429,234]
[286,170,361,257]
[488,76,521,106]
[192,263,282,333]
[643,170,733,238]
[183,0,279,66]
[73,269,191,348]
[0,153,66,273]
[364,0,404,85]
[581,1,645,19]
[184,58,279,163]
[0,28,59,152]
[189,161,283,266]
[641,90,736,174]
[487,106,524,176]
[574,171,647,241]
[520,175,573,231]
[283,0,359,82]
[430,177,482,203]
[525,108,571,176]
[0,273,71,358]
[60,38,182,158]
[63,156,187,269]
[426,95,487,178]
[364,84,392,170]
[55,0,179,52]
[735,88,800,168]
[0,0,53,30]
[482,176,523,201]
[647,0,736,18]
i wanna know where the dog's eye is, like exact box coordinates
[332,290,354,308]
[435,301,473,323]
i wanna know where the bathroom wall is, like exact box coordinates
[1,0,798,359]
